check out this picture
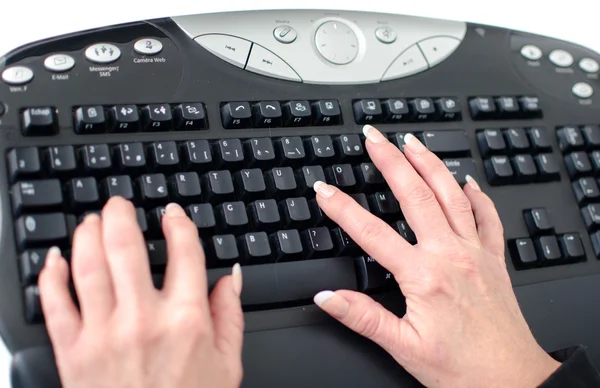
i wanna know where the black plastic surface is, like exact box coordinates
[2,10,600,388]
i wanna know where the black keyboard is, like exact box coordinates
[2,9,600,388]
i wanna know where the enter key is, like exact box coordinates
[443,158,478,186]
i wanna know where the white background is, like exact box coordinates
[0,1,598,387]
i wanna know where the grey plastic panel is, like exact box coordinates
[171,10,466,85]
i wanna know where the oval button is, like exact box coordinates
[85,43,121,64]
[381,45,428,81]
[2,66,34,85]
[194,34,252,69]
[246,44,301,82]
[418,36,461,67]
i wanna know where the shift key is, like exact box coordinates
[444,158,478,185]
[420,130,470,155]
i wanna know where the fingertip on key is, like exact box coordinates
[362,125,388,144]
[313,180,335,199]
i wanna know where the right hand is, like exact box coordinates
[312,125,560,388]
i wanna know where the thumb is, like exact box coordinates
[314,290,407,356]
[210,263,244,357]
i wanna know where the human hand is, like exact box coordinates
[38,197,244,388]
[312,125,560,388]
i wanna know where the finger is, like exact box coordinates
[71,213,115,324]
[38,247,81,350]
[314,289,408,358]
[314,181,412,276]
[401,133,478,241]
[210,264,244,357]
[362,125,454,243]
[101,196,156,307]
[464,177,505,257]
[162,203,208,308]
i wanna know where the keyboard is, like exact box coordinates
[2,9,600,388]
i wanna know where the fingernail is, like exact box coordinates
[165,202,185,217]
[84,213,100,223]
[314,291,350,319]
[403,133,427,153]
[313,181,335,199]
[232,263,243,296]
[466,174,481,191]
[45,246,61,267]
[363,125,388,144]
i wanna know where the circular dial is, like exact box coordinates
[315,21,359,65]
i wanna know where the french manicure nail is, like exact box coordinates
[362,125,388,144]
[466,174,481,191]
[403,133,427,152]
[232,263,243,296]
[45,246,61,267]
[165,202,185,217]
[313,181,335,199]
[313,290,335,307]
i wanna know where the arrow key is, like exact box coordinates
[508,238,538,269]
[558,233,585,262]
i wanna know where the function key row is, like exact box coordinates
[469,95,542,120]
[221,100,341,129]
[353,97,461,124]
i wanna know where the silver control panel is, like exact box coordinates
[171,10,466,85]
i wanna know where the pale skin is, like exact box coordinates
[39,124,560,387]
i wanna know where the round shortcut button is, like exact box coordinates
[375,26,396,44]
[315,21,359,65]
[273,26,297,43]
[85,43,121,64]
[134,38,163,55]
[1,66,34,85]
[520,44,542,61]
[579,58,600,74]
[549,49,574,67]
[44,54,75,72]
[572,82,594,99]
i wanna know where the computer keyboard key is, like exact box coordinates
[272,229,303,261]
[558,233,585,261]
[246,138,275,167]
[265,167,297,198]
[535,236,561,262]
[504,128,530,152]
[281,197,311,228]
[327,164,356,189]
[81,144,112,172]
[102,176,134,201]
[221,102,252,129]
[524,208,554,235]
[534,154,561,181]
[564,152,592,179]
[477,129,506,157]
[410,98,435,121]
[370,191,400,219]
[581,204,600,231]
[572,178,600,204]
[24,286,42,323]
[212,234,239,261]
[356,163,385,187]
[382,98,409,122]
[305,227,334,257]
[236,169,266,200]
[443,158,478,185]
[173,103,207,130]
[512,154,537,182]
[69,178,100,210]
[332,227,359,255]
[46,145,77,175]
[253,101,283,127]
[360,255,393,291]
[435,97,461,120]
[308,135,335,161]
[109,105,140,132]
[590,151,600,173]
[528,127,552,151]
[182,140,212,171]
[420,130,470,155]
[138,174,168,204]
[215,138,244,167]
[241,232,272,262]
[336,134,364,161]
[349,193,370,211]
[15,213,68,250]
[7,147,41,182]
[204,170,235,202]
[495,96,520,118]
[469,97,496,120]
[484,156,514,185]
[11,179,63,215]
[248,199,280,231]
[393,220,417,244]
[277,136,306,165]
[142,104,172,131]
[312,100,341,125]
[298,166,326,194]
[74,106,106,134]
[187,204,216,232]
[518,96,542,118]
[20,249,48,285]
[148,207,167,234]
[116,143,146,171]
[582,125,600,148]
[509,238,538,269]
[283,101,312,127]
[557,126,585,152]
[353,99,383,124]
[217,201,249,232]
[21,107,58,136]
[150,141,179,170]
[170,172,202,201]
[146,240,168,267]
[136,208,148,234]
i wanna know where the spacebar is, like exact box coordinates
[208,258,358,306]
